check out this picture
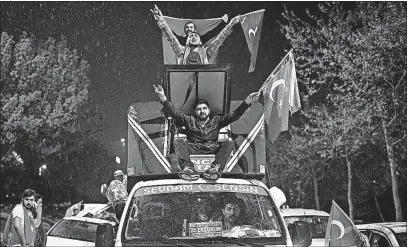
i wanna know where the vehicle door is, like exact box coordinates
[367,230,393,247]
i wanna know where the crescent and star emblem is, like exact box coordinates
[331,220,345,240]
[269,79,285,102]
[268,79,287,117]
[248,26,258,39]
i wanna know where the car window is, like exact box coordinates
[369,232,391,247]
[48,219,98,242]
[396,233,406,247]
[284,216,328,238]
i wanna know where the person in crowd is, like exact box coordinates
[154,84,260,180]
[33,195,46,247]
[72,208,80,216]
[190,199,213,222]
[3,189,42,247]
[352,232,371,247]
[214,195,245,230]
[106,170,129,220]
[152,4,241,65]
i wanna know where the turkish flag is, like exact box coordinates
[261,50,301,143]
[324,201,361,246]
[240,9,264,73]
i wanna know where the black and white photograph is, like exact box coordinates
[1,1,406,247]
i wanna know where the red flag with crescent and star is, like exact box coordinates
[324,201,364,246]
[261,50,301,143]
[240,9,264,73]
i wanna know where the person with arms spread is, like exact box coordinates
[172,15,229,46]
[154,84,260,180]
[152,5,241,65]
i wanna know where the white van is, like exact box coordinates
[96,177,313,247]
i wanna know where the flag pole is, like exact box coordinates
[163,15,224,21]
[258,49,294,93]
[241,9,265,17]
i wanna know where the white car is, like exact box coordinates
[357,222,407,247]
[46,216,116,247]
[281,208,329,247]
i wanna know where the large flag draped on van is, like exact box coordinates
[261,50,301,143]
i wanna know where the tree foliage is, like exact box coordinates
[1,32,109,203]
[1,32,90,167]
[275,2,406,221]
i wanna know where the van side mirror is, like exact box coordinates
[96,224,115,247]
[288,221,312,247]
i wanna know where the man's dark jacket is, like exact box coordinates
[162,100,250,152]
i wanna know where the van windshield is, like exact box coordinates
[124,183,284,243]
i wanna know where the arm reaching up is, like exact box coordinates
[154,84,167,103]
[219,92,260,128]
[199,14,228,45]
[151,5,185,58]
[154,85,191,126]
[245,92,260,105]
[206,15,241,58]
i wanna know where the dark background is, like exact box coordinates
[1,1,318,156]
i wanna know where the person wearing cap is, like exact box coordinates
[106,170,128,220]
[154,84,260,181]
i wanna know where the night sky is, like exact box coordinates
[1,1,316,157]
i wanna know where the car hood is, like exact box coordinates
[47,236,95,247]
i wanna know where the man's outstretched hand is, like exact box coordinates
[222,14,229,23]
[154,85,167,102]
[150,4,163,21]
[230,15,241,26]
[245,92,260,105]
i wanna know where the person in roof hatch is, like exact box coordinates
[169,15,229,46]
[154,84,260,181]
[151,4,241,65]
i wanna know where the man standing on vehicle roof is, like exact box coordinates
[106,170,128,220]
[151,5,241,65]
[154,85,260,181]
